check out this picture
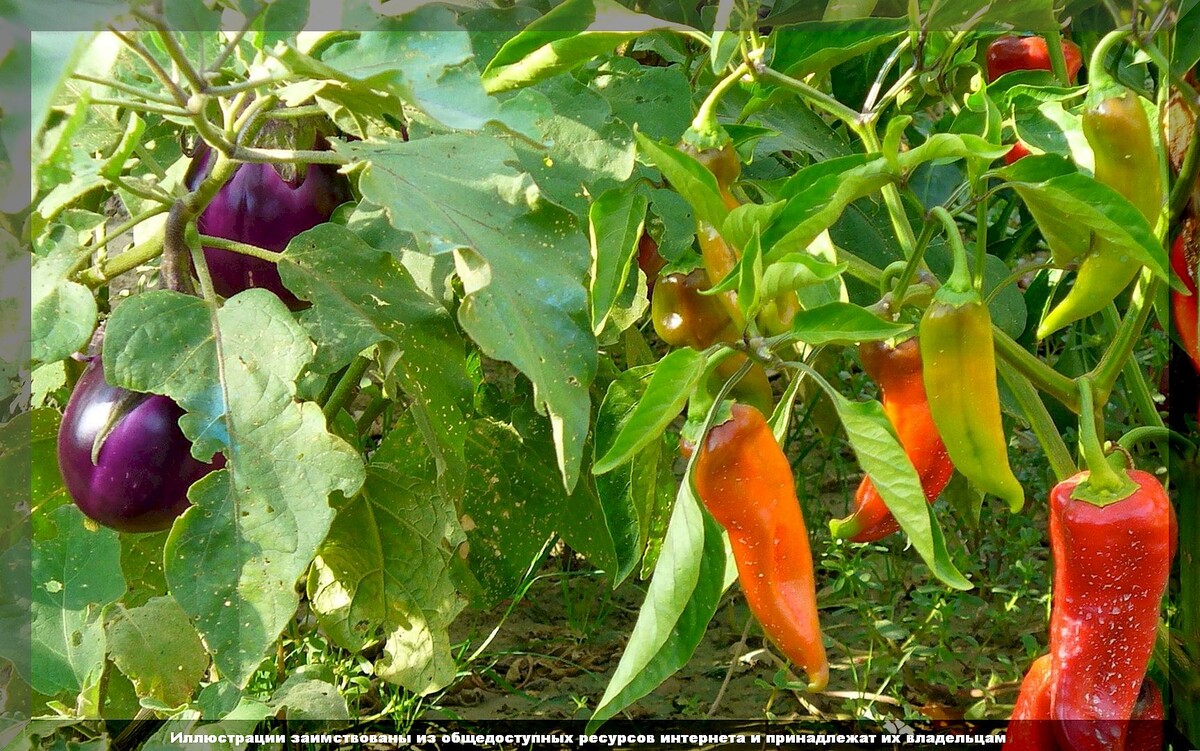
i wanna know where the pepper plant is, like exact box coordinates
[4,0,1198,744]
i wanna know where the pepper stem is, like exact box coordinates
[685,63,748,151]
[930,207,972,293]
[1087,29,1127,96]
[1072,376,1139,505]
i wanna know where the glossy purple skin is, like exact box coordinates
[188,142,350,310]
[57,358,224,533]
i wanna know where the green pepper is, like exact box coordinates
[1036,38,1164,339]
[920,208,1024,511]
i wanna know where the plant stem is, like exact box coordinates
[323,355,372,423]
[1096,305,1164,430]
[930,207,971,291]
[1170,112,1200,226]
[224,145,347,165]
[70,73,178,105]
[111,175,173,205]
[265,105,325,120]
[1043,26,1072,86]
[89,97,191,118]
[751,66,864,133]
[885,221,933,310]
[1118,426,1195,457]
[1090,276,1158,403]
[993,328,1079,411]
[136,11,208,94]
[233,94,279,141]
[837,248,885,288]
[77,226,165,287]
[355,392,390,435]
[205,8,265,78]
[692,62,749,138]
[862,36,910,114]
[860,127,920,257]
[973,201,989,292]
[198,236,281,264]
[998,361,1076,481]
[89,205,169,256]
[1074,377,1129,495]
[1088,28,1129,94]
[160,201,196,296]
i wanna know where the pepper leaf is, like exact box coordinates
[787,302,912,345]
[589,188,648,335]
[998,155,1176,290]
[593,348,706,474]
[827,393,973,591]
[634,132,729,231]
[587,472,726,731]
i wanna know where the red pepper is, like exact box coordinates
[1126,681,1164,751]
[986,35,1083,82]
[1002,655,1057,751]
[1004,141,1032,165]
[1171,232,1200,373]
[638,234,667,296]
[831,338,953,542]
[1003,655,1165,751]
[691,404,829,691]
[1048,468,1175,751]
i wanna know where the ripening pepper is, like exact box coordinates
[186,139,351,310]
[1048,389,1176,751]
[651,268,774,416]
[638,234,667,296]
[1036,46,1164,339]
[1171,232,1200,373]
[830,338,953,542]
[652,269,739,349]
[691,403,829,691]
[682,141,800,336]
[920,209,1024,511]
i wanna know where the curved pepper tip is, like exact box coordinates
[805,663,829,693]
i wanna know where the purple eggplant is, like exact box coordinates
[57,357,224,533]
[185,140,351,310]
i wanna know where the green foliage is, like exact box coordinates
[15,1,1183,737]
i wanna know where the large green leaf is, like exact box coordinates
[31,239,95,366]
[502,75,636,215]
[281,6,503,132]
[308,413,465,695]
[339,135,597,493]
[103,290,365,687]
[30,505,124,698]
[105,596,208,708]
[279,223,472,486]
